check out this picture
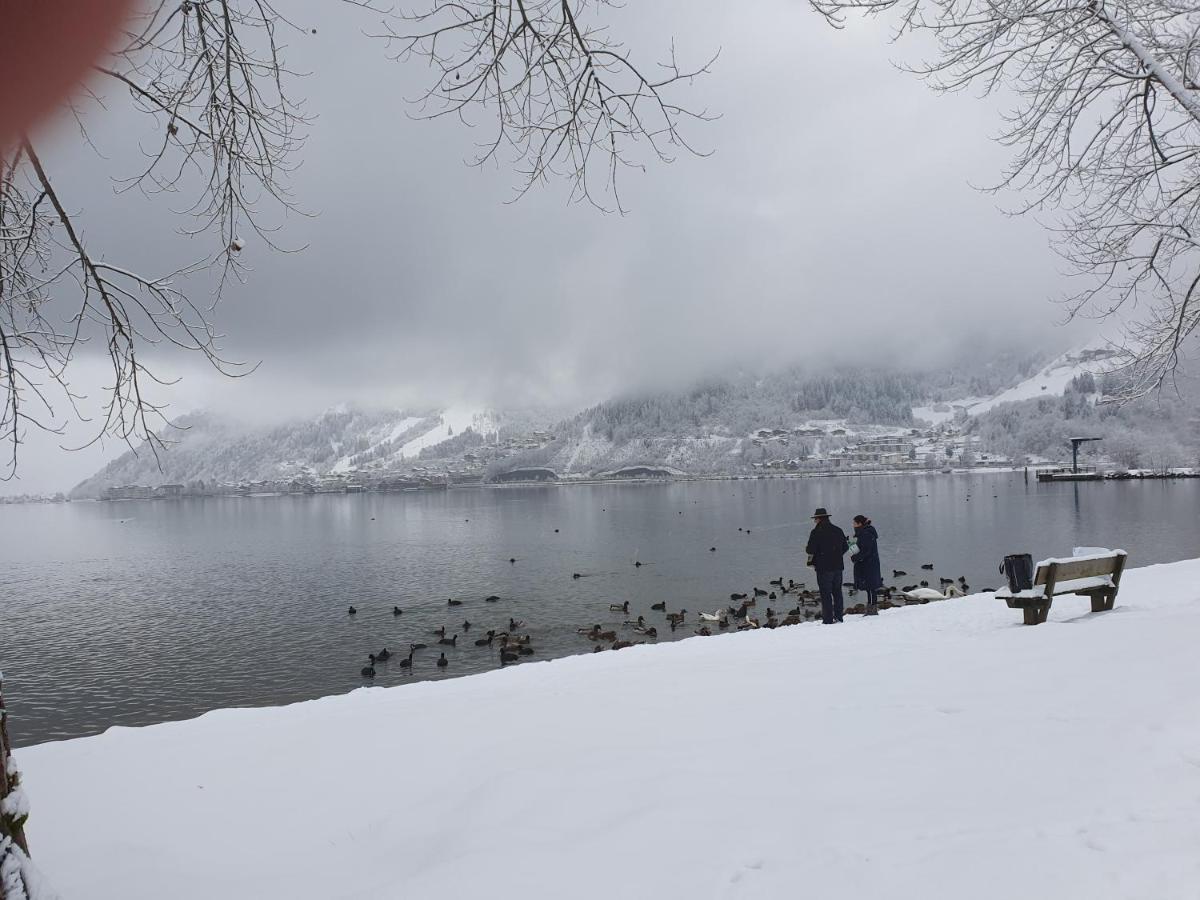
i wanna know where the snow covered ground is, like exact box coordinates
[19,558,1200,899]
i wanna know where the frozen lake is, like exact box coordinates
[3,472,1197,746]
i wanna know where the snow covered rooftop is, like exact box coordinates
[18,557,1200,900]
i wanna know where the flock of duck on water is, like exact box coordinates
[349,561,993,680]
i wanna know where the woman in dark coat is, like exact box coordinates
[851,515,883,615]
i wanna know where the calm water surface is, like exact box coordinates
[3,474,1198,747]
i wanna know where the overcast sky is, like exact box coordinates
[9,0,1101,494]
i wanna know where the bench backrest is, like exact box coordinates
[1034,552,1127,587]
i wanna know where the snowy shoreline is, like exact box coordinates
[19,558,1200,899]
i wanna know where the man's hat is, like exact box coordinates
[812,507,830,519]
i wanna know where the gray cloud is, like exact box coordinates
[8,0,1098,494]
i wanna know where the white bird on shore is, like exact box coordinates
[903,587,951,601]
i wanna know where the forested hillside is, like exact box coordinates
[968,372,1200,469]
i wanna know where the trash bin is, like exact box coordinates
[1000,553,1034,593]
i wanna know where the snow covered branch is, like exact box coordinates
[0,674,56,900]
[810,0,1200,397]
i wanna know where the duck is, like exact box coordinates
[410,642,428,651]
[500,648,520,664]
[709,547,717,552]
[392,606,403,616]
[753,587,768,597]
[436,653,448,668]
[612,640,636,650]
[398,652,413,669]
[509,618,523,631]
[768,591,777,600]
[892,570,907,578]
[509,558,517,564]
[360,665,376,678]
[730,592,748,601]
[475,630,497,646]
[698,611,725,623]
[348,606,357,615]
[633,625,657,638]
[431,625,446,637]
[609,600,630,613]
[462,620,472,631]
[695,626,713,637]
[572,573,582,579]
[650,601,667,611]
[447,598,463,607]
[518,645,535,656]
[666,610,688,626]
[484,595,500,603]
[438,634,458,647]
[624,615,646,628]
[634,561,643,568]
[374,647,392,662]
[769,577,784,586]
[921,563,935,570]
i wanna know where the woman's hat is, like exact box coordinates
[812,507,830,519]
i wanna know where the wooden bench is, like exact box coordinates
[997,551,1127,625]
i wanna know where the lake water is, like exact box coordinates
[3,473,1198,747]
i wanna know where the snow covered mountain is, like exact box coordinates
[71,342,1187,494]
[70,406,499,497]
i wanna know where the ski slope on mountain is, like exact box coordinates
[912,345,1119,423]
[19,557,1200,900]
[396,407,494,459]
[966,347,1116,415]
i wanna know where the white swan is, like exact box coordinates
[902,587,950,601]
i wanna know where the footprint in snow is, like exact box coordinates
[727,858,766,887]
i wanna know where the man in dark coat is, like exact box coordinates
[806,507,848,624]
[852,515,884,615]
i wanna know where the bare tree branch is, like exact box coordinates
[810,0,1200,398]
[373,0,717,211]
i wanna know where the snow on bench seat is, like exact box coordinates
[997,575,1115,600]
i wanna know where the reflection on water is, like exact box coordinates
[2,474,1197,746]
